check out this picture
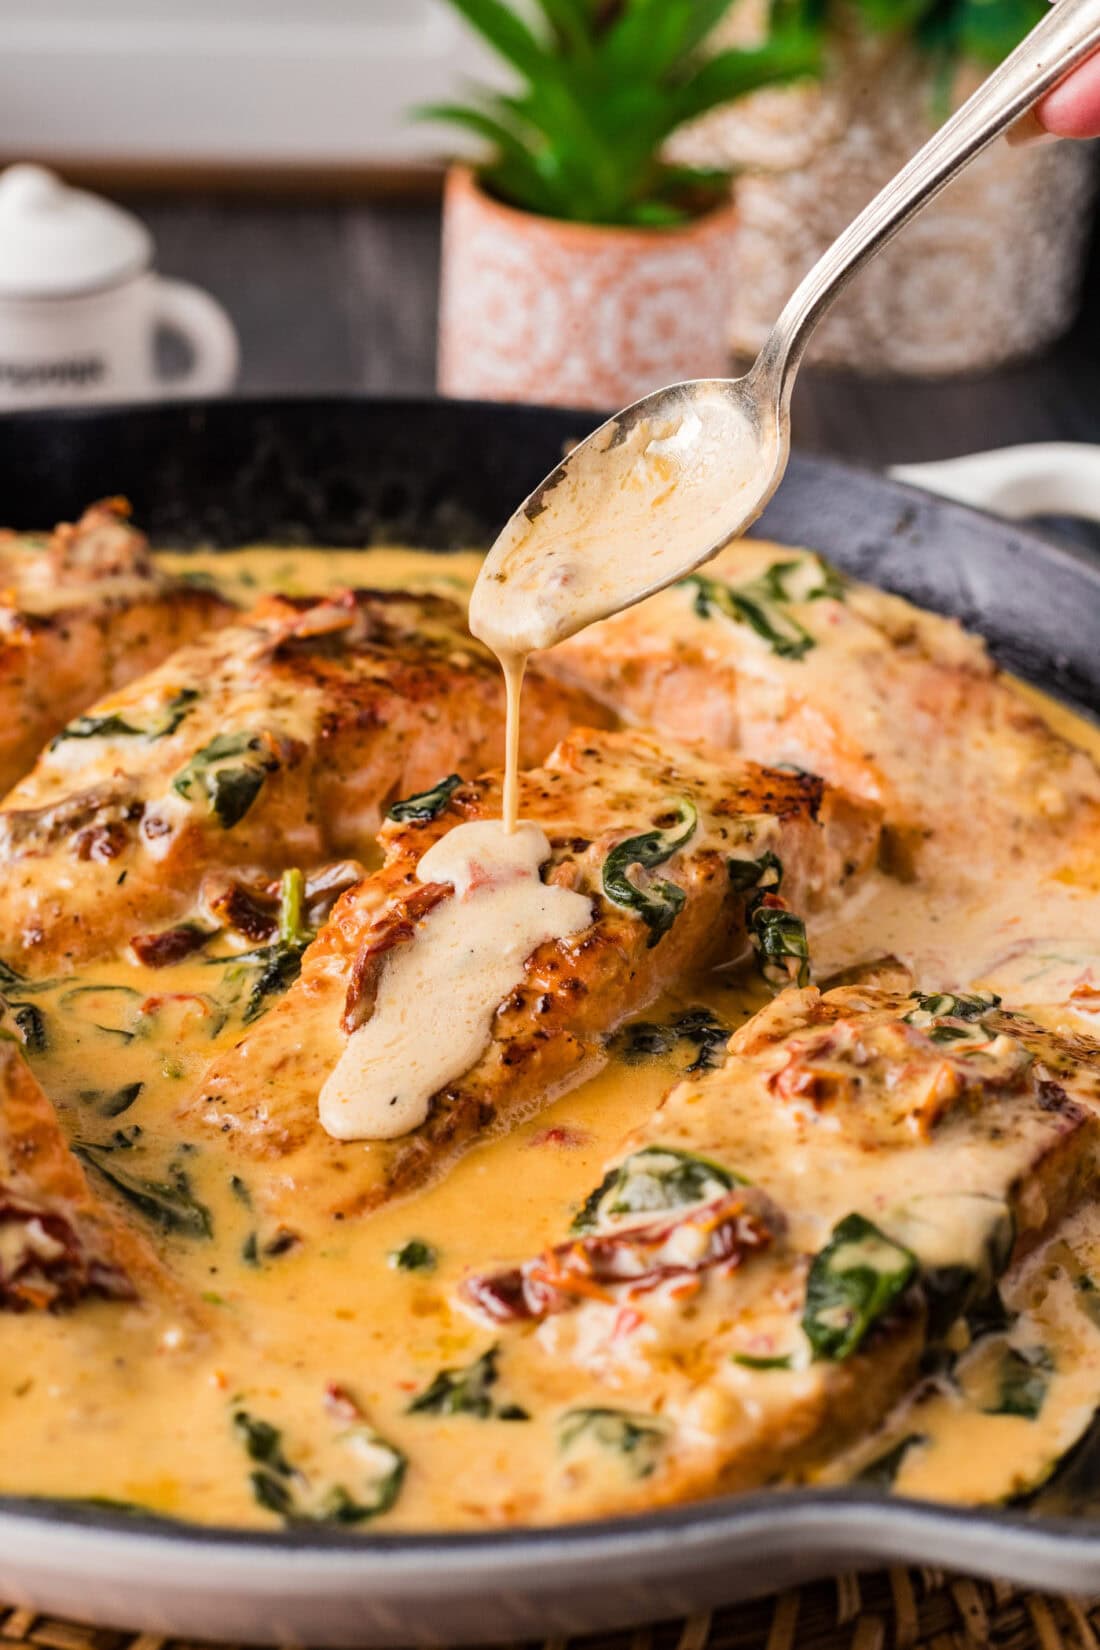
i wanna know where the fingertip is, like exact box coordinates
[1037,54,1100,139]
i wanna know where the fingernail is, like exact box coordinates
[1006,107,1060,147]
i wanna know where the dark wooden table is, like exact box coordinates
[133,191,1100,547]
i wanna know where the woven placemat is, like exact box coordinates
[2,1571,1098,1650]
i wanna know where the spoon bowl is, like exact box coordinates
[468,370,784,657]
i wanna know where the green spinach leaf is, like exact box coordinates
[885,1192,1015,1342]
[602,798,697,946]
[150,688,200,740]
[50,688,199,750]
[76,1144,213,1239]
[240,943,306,1024]
[389,1239,438,1273]
[905,990,1001,1027]
[388,773,463,823]
[233,1408,405,1525]
[749,901,811,989]
[88,1081,144,1119]
[684,556,842,661]
[557,1407,668,1478]
[985,1345,1053,1419]
[803,1212,917,1361]
[572,1145,736,1234]
[727,848,783,893]
[0,958,59,996]
[50,712,143,746]
[612,1006,730,1074]
[407,1346,527,1419]
[172,732,276,830]
[214,868,316,1024]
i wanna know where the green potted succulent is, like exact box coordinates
[670,0,1098,374]
[422,0,818,407]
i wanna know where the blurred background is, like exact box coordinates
[0,0,1096,502]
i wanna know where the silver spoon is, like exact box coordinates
[469,0,1100,659]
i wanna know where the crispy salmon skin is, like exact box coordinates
[0,499,230,799]
[0,587,605,974]
[180,727,880,1222]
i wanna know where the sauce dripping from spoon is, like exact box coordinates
[319,418,759,1143]
[500,650,526,835]
[468,400,747,833]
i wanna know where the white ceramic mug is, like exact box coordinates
[0,271,240,410]
[0,164,239,410]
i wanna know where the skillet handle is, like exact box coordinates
[889,444,1100,524]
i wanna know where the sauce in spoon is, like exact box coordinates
[469,388,764,831]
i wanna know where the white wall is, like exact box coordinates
[0,0,499,169]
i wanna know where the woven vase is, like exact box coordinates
[671,7,1098,376]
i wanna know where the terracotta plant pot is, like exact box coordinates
[437,165,737,410]
[671,9,1097,376]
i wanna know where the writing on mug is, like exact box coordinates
[0,357,106,388]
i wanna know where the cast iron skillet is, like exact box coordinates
[0,397,1097,1646]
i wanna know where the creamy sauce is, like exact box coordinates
[0,542,1098,1532]
[319,822,592,1141]
[468,396,771,828]
[468,388,774,653]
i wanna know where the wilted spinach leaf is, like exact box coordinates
[76,1143,212,1239]
[557,1407,668,1478]
[683,555,842,661]
[407,1346,527,1419]
[50,688,200,750]
[803,1213,917,1361]
[573,1145,735,1234]
[389,1239,437,1273]
[50,712,142,746]
[87,1081,144,1119]
[602,798,697,946]
[906,990,1001,1023]
[749,901,810,989]
[172,732,276,830]
[613,1006,730,1074]
[232,1408,406,1525]
[387,773,463,823]
[727,848,783,893]
[985,1344,1053,1420]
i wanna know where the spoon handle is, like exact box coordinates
[752,0,1100,405]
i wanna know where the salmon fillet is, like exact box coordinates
[459,977,1100,1523]
[0,587,604,974]
[180,727,881,1222]
[0,499,230,799]
[545,540,1100,873]
[0,998,182,1313]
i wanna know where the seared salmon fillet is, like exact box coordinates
[0,998,180,1313]
[459,978,1100,1523]
[0,587,603,974]
[180,727,881,1221]
[545,540,1100,872]
[0,499,230,798]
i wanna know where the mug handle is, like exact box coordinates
[890,444,1100,525]
[151,276,240,397]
